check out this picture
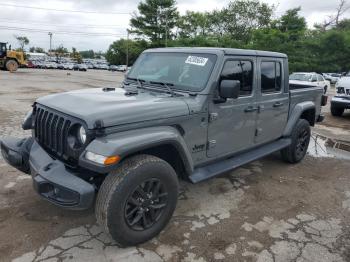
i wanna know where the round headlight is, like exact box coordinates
[78,126,87,144]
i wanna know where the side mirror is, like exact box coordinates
[219,80,240,99]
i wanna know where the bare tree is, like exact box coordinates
[317,0,350,30]
[335,0,349,25]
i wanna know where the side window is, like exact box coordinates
[261,61,282,93]
[221,60,253,97]
[317,75,324,81]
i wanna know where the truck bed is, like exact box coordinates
[289,86,324,120]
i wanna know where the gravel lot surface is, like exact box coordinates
[0,69,350,262]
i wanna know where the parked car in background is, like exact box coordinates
[63,63,74,70]
[57,63,65,70]
[100,64,109,70]
[79,64,88,71]
[323,73,341,84]
[109,65,118,71]
[44,62,58,69]
[117,65,127,72]
[86,63,94,69]
[289,72,330,94]
[73,64,87,71]
[331,76,350,116]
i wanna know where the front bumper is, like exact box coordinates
[1,137,95,210]
[331,96,350,109]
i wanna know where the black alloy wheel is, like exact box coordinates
[125,178,168,231]
[295,128,309,159]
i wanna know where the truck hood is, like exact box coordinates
[337,77,350,88]
[36,88,190,129]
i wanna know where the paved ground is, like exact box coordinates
[1,69,350,262]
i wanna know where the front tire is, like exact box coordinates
[331,104,344,117]
[6,59,18,72]
[281,119,311,164]
[95,154,179,247]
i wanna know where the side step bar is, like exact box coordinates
[189,138,291,183]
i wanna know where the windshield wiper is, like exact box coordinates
[126,77,146,89]
[150,81,175,96]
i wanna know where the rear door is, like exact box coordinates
[255,58,289,145]
[207,57,258,158]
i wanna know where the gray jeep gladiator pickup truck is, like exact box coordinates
[1,48,327,246]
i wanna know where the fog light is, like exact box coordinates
[85,152,120,165]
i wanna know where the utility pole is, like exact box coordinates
[48,32,53,52]
[126,29,129,67]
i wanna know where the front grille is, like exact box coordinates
[337,87,345,94]
[34,105,84,165]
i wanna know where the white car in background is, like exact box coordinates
[289,72,330,94]
[331,76,350,116]
[117,65,127,72]
[323,73,341,84]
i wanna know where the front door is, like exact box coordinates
[207,57,258,158]
[255,58,289,145]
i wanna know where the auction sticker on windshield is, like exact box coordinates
[185,56,208,66]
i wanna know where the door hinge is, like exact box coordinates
[209,113,218,122]
[207,140,217,149]
[255,128,263,137]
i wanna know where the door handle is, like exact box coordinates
[273,102,284,108]
[244,106,259,113]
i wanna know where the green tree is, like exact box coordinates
[14,35,29,51]
[130,0,179,46]
[278,7,307,33]
[106,39,148,65]
[247,8,312,72]
[220,0,274,42]
[29,46,45,53]
[71,47,83,63]
[80,50,95,59]
[177,11,211,38]
[336,19,350,30]
[317,30,350,72]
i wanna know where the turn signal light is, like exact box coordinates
[85,151,121,165]
[104,156,121,165]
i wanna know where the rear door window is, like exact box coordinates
[261,61,282,94]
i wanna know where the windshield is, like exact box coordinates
[289,73,312,81]
[127,52,217,92]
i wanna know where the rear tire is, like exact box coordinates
[331,105,344,117]
[95,154,179,247]
[281,119,311,164]
[6,59,18,72]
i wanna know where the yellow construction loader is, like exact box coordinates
[0,42,27,72]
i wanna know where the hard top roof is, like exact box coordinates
[145,47,287,58]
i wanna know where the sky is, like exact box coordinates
[0,0,349,52]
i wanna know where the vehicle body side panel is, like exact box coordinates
[82,126,195,174]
